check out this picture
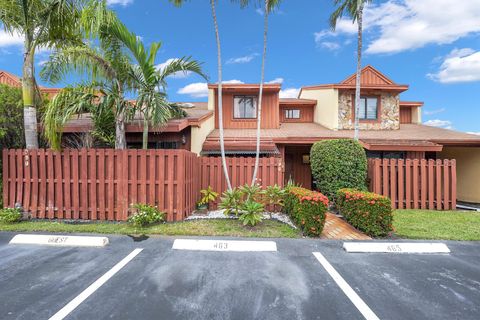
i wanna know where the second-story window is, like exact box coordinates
[285,109,300,119]
[233,95,257,119]
[358,96,379,120]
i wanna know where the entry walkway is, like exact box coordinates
[321,213,371,240]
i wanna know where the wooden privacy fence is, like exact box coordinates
[2,149,284,220]
[200,156,284,208]
[2,149,201,221]
[368,158,456,210]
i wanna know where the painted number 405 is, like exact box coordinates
[213,242,228,250]
[387,244,402,252]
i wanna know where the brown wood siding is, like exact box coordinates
[367,158,456,210]
[280,105,314,123]
[214,91,279,129]
[400,106,412,124]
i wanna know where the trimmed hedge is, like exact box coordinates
[336,188,393,237]
[310,139,367,200]
[284,187,329,237]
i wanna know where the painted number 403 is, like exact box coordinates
[387,244,402,252]
[213,242,228,250]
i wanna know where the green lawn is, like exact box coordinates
[0,219,300,238]
[393,210,480,241]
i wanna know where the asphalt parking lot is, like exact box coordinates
[0,232,479,320]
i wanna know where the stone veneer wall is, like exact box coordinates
[338,91,400,130]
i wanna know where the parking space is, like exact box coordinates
[0,233,479,320]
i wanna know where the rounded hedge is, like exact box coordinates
[310,139,367,199]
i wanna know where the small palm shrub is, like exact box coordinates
[336,188,393,237]
[310,139,367,200]
[0,208,22,224]
[262,184,285,213]
[128,204,165,227]
[219,188,243,216]
[284,187,329,237]
[239,183,262,201]
[239,200,264,227]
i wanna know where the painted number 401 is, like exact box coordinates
[213,242,228,250]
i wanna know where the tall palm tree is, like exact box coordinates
[239,0,282,185]
[0,0,84,149]
[330,0,371,141]
[107,21,206,149]
[169,0,233,191]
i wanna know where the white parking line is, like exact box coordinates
[49,248,143,320]
[312,252,380,320]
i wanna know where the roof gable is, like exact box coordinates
[0,70,21,87]
[340,65,396,86]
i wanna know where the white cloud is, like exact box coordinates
[156,58,191,79]
[467,131,480,135]
[107,0,133,7]
[0,30,23,48]
[177,80,244,98]
[279,88,300,99]
[427,48,480,83]
[226,53,258,64]
[256,8,264,15]
[177,82,208,98]
[320,41,341,51]
[424,119,453,130]
[266,78,284,84]
[423,108,446,116]
[315,0,480,54]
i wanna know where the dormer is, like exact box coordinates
[300,65,409,131]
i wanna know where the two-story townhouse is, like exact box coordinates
[2,66,480,204]
[197,66,480,203]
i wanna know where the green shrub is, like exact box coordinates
[310,139,367,200]
[199,186,219,207]
[239,200,264,227]
[0,208,22,224]
[128,204,165,227]
[336,188,393,237]
[219,188,243,216]
[284,187,329,237]
[239,183,262,202]
[262,184,286,213]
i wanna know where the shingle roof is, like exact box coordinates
[206,123,480,147]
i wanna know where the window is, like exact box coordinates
[233,96,257,119]
[285,109,300,119]
[357,96,378,120]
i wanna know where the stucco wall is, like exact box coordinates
[190,115,215,155]
[208,88,215,111]
[438,147,480,203]
[412,106,422,124]
[338,90,400,130]
[299,88,339,129]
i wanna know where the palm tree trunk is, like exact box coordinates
[353,2,364,141]
[142,118,149,149]
[115,116,127,149]
[251,0,269,185]
[210,0,232,191]
[22,40,39,149]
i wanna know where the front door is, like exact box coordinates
[284,146,313,189]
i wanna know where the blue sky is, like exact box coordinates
[1,0,479,134]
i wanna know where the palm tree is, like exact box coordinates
[40,32,136,150]
[239,0,282,185]
[107,21,206,149]
[0,0,84,149]
[169,0,233,191]
[330,0,371,141]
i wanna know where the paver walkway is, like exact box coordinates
[321,212,371,240]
